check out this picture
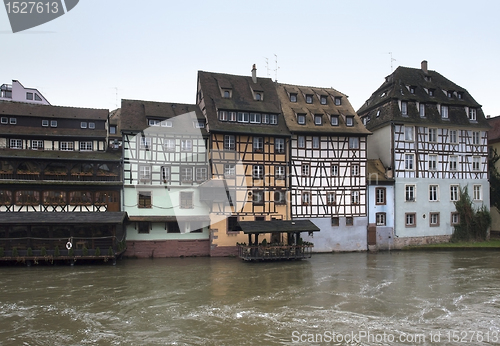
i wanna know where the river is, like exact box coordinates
[0,251,499,345]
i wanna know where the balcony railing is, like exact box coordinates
[237,244,313,261]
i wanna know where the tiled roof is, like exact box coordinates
[0,100,108,120]
[367,159,393,184]
[197,70,291,136]
[120,99,207,135]
[357,64,490,131]
[277,83,371,135]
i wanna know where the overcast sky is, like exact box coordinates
[2,0,499,117]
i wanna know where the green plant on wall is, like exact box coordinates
[41,247,47,256]
[95,247,101,256]
[54,246,60,257]
[82,246,88,256]
[12,247,18,257]
[452,186,491,242]
[27,247,33,256]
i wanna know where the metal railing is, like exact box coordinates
[237,244,313,261]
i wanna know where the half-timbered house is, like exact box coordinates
[120,100,211,258]
[358,61,491,247]
[197,67,292,256]
[276,83,371,252]
[0,101,125,261]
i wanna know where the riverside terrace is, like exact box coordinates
[236,220,319,261]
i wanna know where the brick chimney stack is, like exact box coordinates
[421,60,428,74]
[251,64,257,83]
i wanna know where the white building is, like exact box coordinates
[0,80,50,105]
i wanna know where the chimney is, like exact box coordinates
[421,60,428,74]
[251,64,257,83]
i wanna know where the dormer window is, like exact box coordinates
[194,120,205,128]
[290,93,297,102]
[447,90,453,98]
[50,120,57,127]
[419,103,425,117]
[42,120,49,127]
[334,97,342,106]
[149,119,161,126]
[305,94,313,104]
[255,93,262,101]
[409,86,416,94]
[457,92,464,99]
[297,114,306,125]
[237,112,249,123]
[161,120,173,127]
[401,101,408,116]
[469,108,477,121]
[222,89,232,98]
[346,116,354,127]
[441,105,449,119]
[428,89,435,96]
[26,92,33,100]
[314,114,322,126]
[320,95,327,105]
[331,115,339,126]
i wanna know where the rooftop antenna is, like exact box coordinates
[389,52,396,73]
[264,57,270,77]
[274,54,279,82]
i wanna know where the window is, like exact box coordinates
[181,139,192,152]
[252,165,264,179]
[218,110,228,121]
[375,188,386,205]
[109,126,117,134]
[447,90,453,98]
[224,135,235,150]
[376,213,386,226]
[405,213,416,227]
[79,141,92,151]
[250,113,261,123]
[139,137,151,150]
[139,165,151,181]
[430,212,440,227]
[0,117,7,124]
[297,114,306,125]
[252,190,264,205]
[138,192,152,208]
[228,112,237,122]
[449,156,458,171]
[458,92,463,99]
[196,167,208,182]
[450,130,457,144]
[450,185,459,201]
[429,89,435,96]
[138,222,150,234]
[274,190,286,204]
[31,140,43,150]
[167,222,180,233]
[237,112,249,123]
[472,131,480,145]
[161,166,170,182]
[314,114,322,125]
[43,191,66,205]
[261,113,269,124]
[253,137,263,152]
[180,192,194,209]
[60,141,74,151]
[50,120,57,127]
[227,216,241,233]
[275,165,285,180]
[89,122,95,129]
[331,115,339,126]
[181,167,193,183]
[346,116,354,127]
[405,153,414,170]
[9,139,22,149]
[326,192,336,205]
[404,126,414,141]
[255,93,262,101]
[409,86,416,94]
[224,164,235,177]
[320,95,327,105]
[349,137,359,149]
[351,164,359,176]
[81,122,87,129]
[331,217,339,226]
[305,94,313,104]
[270,114,278,125]
[451,212,460,225]
[302,191,311,205]
[346,217,354,226]
[351,191,359,204]
[428,128,437,142]
[26,92,33,100]
[331,164,338,176]
[473,185,482,200]
[401,101,408,116]
[301,163,310,177]
[312,136,320,149]
[405,185,416,202]
[298,136,305,148]
[334,97,341,106]
[429,185,439,201]
[223,90,231,98]
[419,103,425,117]
[441,105,449,119]
[164,139,176,151]
[10,118,17,125]
[428,155,437,170]
[469,108,477,121]
[275,138,285,153]
[16,190,40,205]
[290,93,297,102]
[34,94,42,101]
[472,156,481,171]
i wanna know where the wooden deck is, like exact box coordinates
[237,244,313,261]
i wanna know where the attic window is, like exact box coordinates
[331,115,339,126]
[161,120,173,127]
[320,95,327,105]
[469,108,477,121]
[409,86,416,94]
[222,89,232,98]
[34,94,42,101]
[255,93,262,101]
[149,119,161,126]
[401,101,408,116]
[297,114,306,125]
[346,116,354,127]
[334,97,342,106]
[314,114,322,125]
[305,94,313,104]
[26,92,33,100]
[290,93,297,102]
[376,110,381,117]
[447,90,453,98]
[457,92,464,100]
[194,120,205,128]
[428,89,435,96]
